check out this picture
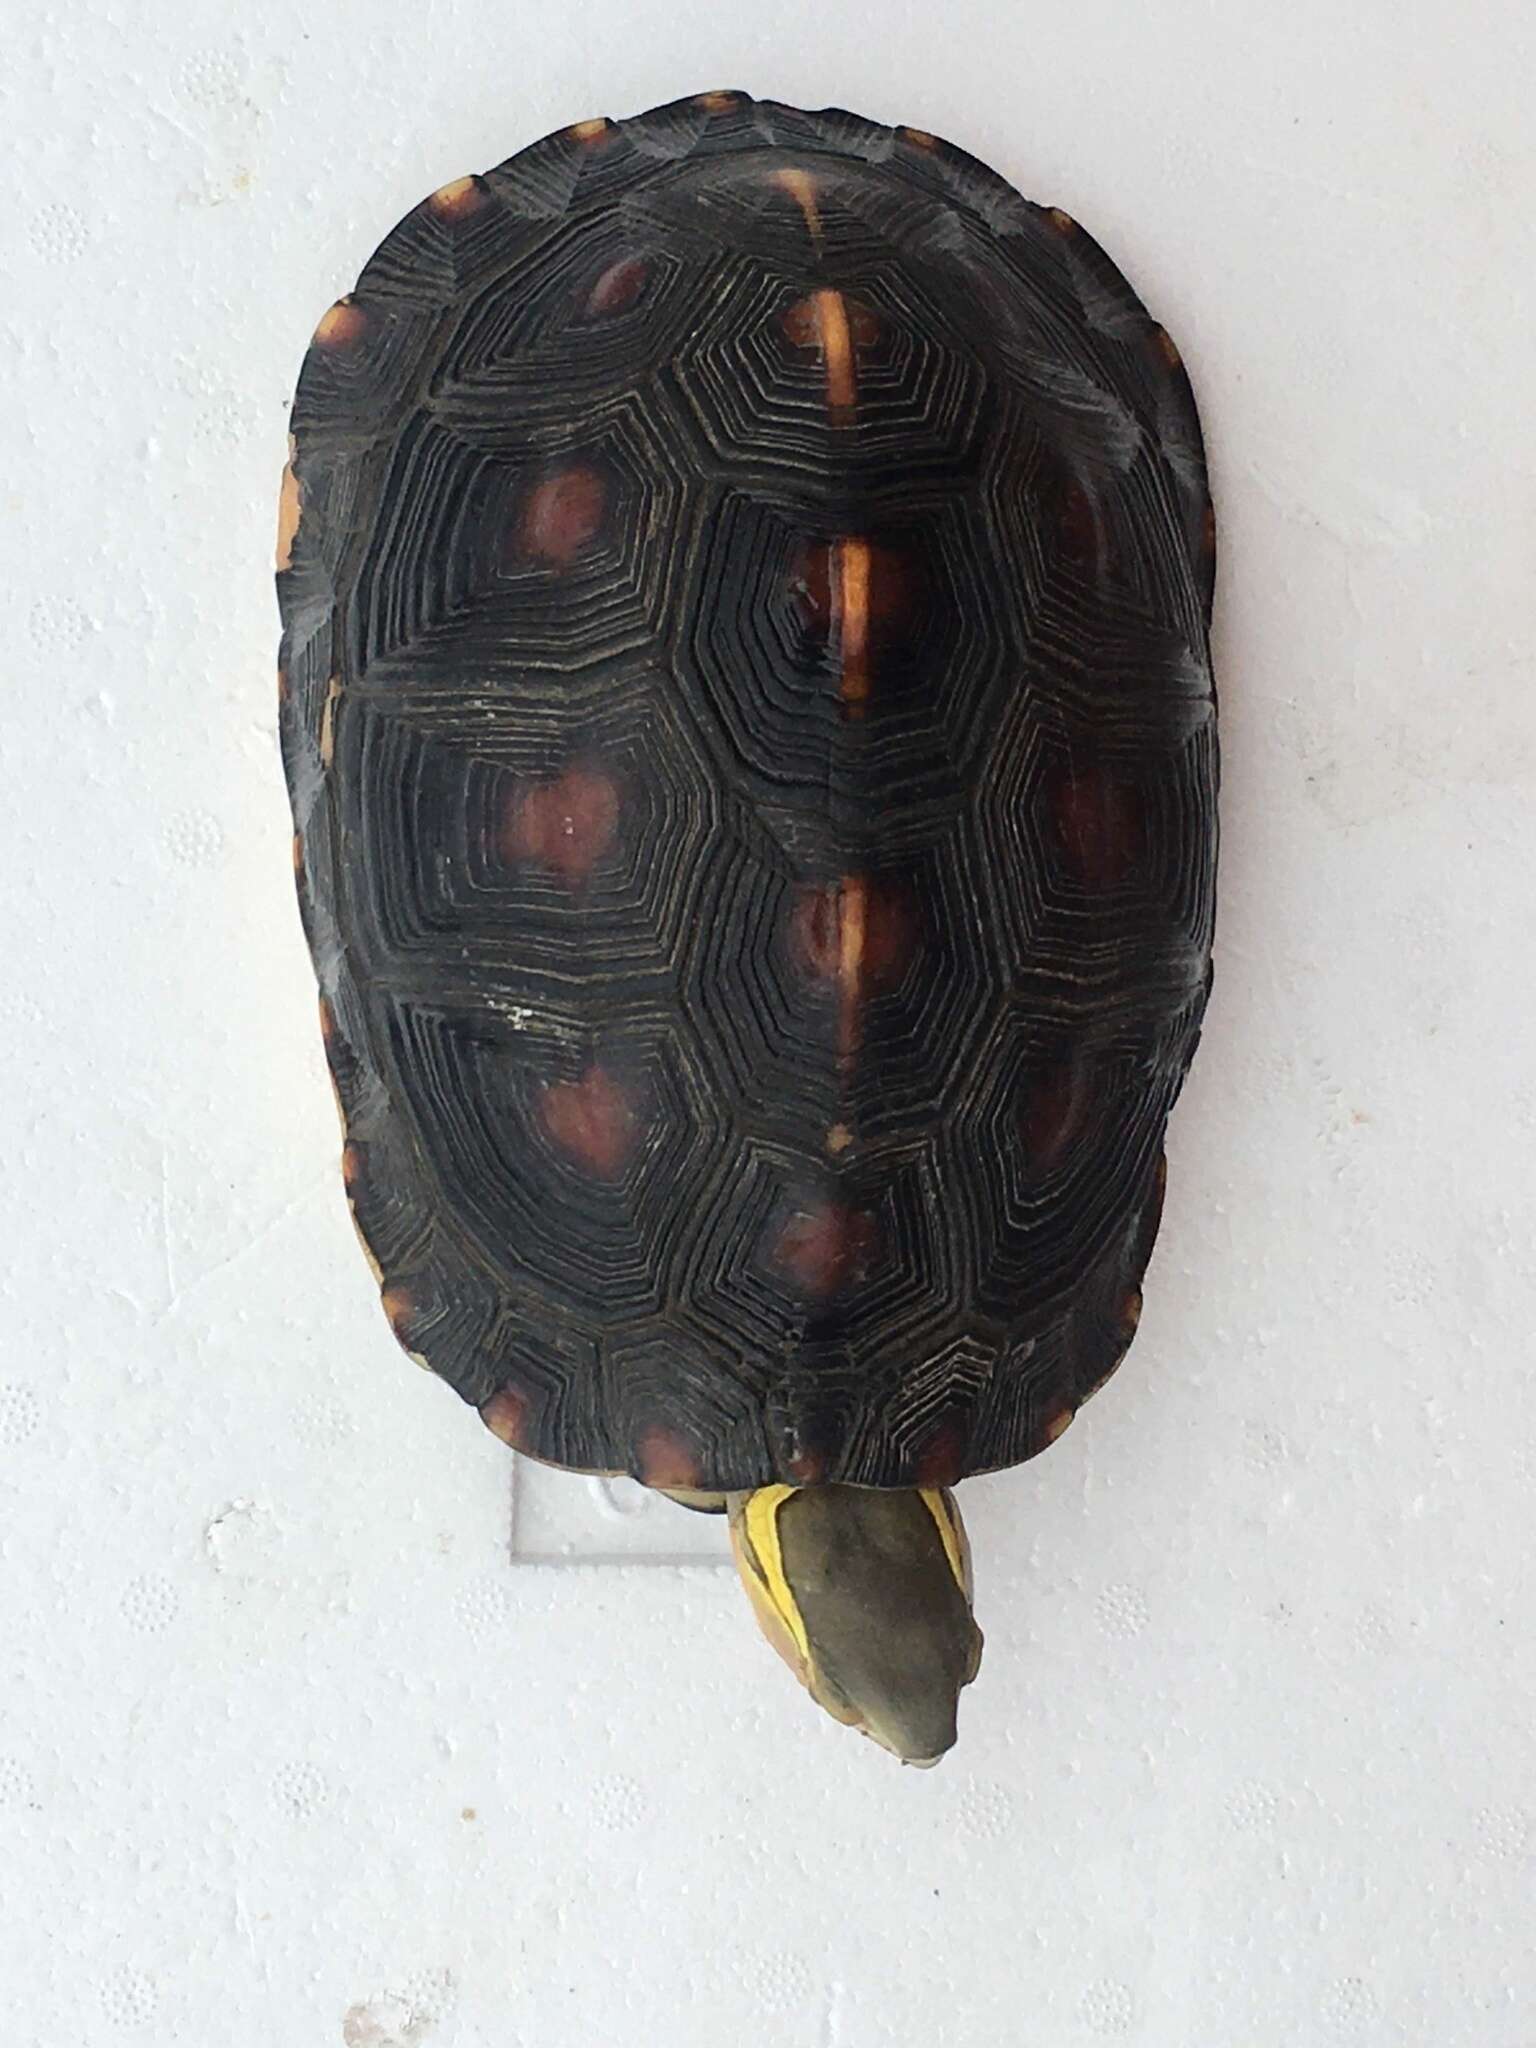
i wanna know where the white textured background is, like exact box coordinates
[5,3,1534,2042]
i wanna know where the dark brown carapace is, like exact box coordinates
[277,89,1216,1497]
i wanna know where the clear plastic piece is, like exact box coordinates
[509,1455,732,1566]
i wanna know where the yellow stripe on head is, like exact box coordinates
[917,1486,973,1600]
[734,1484,811,1665]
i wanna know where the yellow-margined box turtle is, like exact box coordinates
[276,90,1218,1763]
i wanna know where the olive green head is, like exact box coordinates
[727,1482,983,1765]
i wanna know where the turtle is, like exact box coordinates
[275,90,1218,1765]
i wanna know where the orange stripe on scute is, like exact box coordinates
[791,875,915,1067]
[814,289,855,416]
[772,167,823,245]
[835,537,871,712]
[837,872,867,1063]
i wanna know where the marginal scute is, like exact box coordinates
[480,1383,531,1449]
[782,1441,828,1486]
[634,1424,702,1490]
[1043,1406,1076,1446]
[1151,326,1182,370]
[912,1416,968,1488]
[275,441,302,571]
[380,1284,415,1338]
[428,174,487,220]
[312,297,368,348]
[1119,1286,1144,1340]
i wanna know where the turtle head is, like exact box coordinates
[727,1483,983,1765]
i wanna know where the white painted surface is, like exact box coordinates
[4,4,1533,2042]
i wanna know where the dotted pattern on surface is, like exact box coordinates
[99,1967,159,2029]
[0,1383,42,1446]
[272,1758,331,1818]
[1080,1978,1137,2035]
[118,1574,180,1635]
[27,595,90,655]
[162,809,227,867]
[29,201,90,264]
[588,1772,645,1832]
[0,1756,39,1809]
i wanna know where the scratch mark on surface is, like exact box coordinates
[1230,151,1406,216]
[158,1150,176,1312]
[822,1978,847,2047]
[152,1172,331,1326]
[1242,443,1437,550]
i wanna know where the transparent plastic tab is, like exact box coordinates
[509,1456,733,1566]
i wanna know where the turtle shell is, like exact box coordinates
[276,91,1217,1495]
